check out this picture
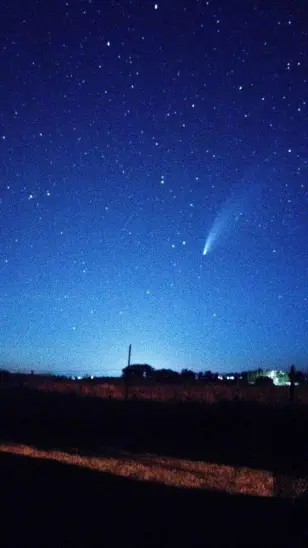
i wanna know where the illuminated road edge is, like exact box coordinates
[0,442,277,497]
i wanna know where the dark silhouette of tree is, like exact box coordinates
[241,372,249,384]
[180,369,196,381]
[207,370,218,382]
[0,369,11,385]
[122,364,154,380]
[255,376,273,386]
[294,370,305,384]
[197,371,218,383]
[153,369,180,383]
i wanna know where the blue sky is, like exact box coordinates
[0,0,307,375]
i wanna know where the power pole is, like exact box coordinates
[289,364,296,402]
[128,344,132,367]
[124,344,132,401]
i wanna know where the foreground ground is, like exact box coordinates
[0,380,308,546]
[0,448,304,547]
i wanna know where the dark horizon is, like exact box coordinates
[1,360,306,380]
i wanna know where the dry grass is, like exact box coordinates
[24,377,308,405]
[0,441,275,497]
[6,378,308,502]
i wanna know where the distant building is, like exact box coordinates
[247,369,290,386]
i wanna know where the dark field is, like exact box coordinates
[24,375,308,404]
[1,377,308,546]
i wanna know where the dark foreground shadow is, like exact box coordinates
[2,386,308,481]
[1,451,306,548]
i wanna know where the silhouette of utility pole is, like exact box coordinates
[289,364,296,402]
[124,344,132,401]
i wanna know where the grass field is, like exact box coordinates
[0,441,274,496]
[1,376,308,546]
[23,375,308,404]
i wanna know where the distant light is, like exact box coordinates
[154,3,158,9]
[90,376,94,380]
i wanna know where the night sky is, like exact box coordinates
[0,1,307,376]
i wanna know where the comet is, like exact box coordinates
[202,181,261,257]
[202,230,217,256]
[202,208,229,256]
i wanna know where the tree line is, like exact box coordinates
[122,363,306,385]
